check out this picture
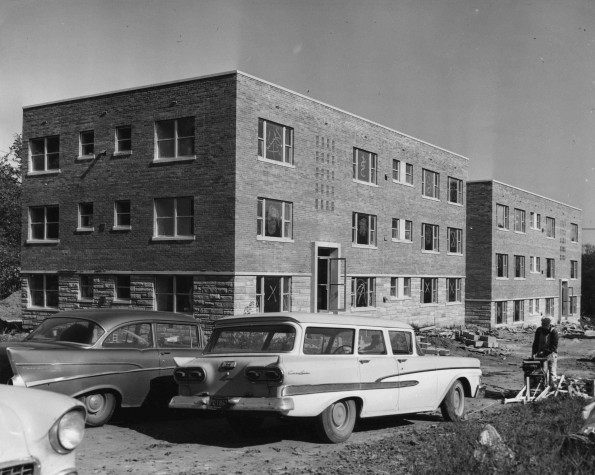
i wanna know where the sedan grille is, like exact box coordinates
[0,463,36,475]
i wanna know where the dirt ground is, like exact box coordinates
[76,327,595,475]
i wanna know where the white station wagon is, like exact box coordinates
[170,313,482,443]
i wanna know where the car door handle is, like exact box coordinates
[160,351,171,355]
[359,359,370,364]
[397,359,407,363]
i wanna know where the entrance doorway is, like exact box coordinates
[561,280,569,320]
[314,245,346,313]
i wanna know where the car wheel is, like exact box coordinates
[80,391,117,427]
[440,380,465,422]
[316,399,356,443]
[226,413,265,436]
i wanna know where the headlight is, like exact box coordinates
[49,408,86,454]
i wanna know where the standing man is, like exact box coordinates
[532,317,559,387]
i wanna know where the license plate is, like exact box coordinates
[209,397,228,409]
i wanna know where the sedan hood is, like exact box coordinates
[0,390,30,462]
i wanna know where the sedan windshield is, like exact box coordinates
[26,317,105,346]
[207,324,295,353]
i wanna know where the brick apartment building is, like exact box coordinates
[20,71,469,330]
[466,180,582,327]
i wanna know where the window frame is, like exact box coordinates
[115,125,132,154]
[496,301,507,324]
[514,208,526,233]
[153,196,195,240]
[421,277,438,304]
[352,212,377,247]
[570,223,579,243]
[77,202,94,231]
[545,216,555,238]
[447,177,463,205]
[79,275,93,301]
[28,205,60,243]
[351,277,376,309]
[447,227,463,254]
[113,200,131,230]
[28,274,59,309]
[421,169,440,199]
[545,298,554,317]
[29,135,60,173]
[154,117,195,161]
[257,198,294,241]
[421,223,439,252]
[571,260,578,279]
[256,276,292,312]
[447,278,462,303]
[496,204,509,230]
[79,130,94,158]
[390,277,412,300]
[257,118,294,166]
[546,258,555,279]
[496,253,508,278]
[353,148,378,185]
[392,218,413,243]
[514,255,526,279]
[154,275,194,313]
[513,300,524,322]
[115,275,131,302]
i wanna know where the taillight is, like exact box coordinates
[174,367,206,383]
[245,366,284,383]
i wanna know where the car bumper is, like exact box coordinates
[169,395,295,413]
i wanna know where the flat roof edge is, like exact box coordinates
[468,179,582,211]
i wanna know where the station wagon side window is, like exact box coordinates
[389,331,413,355]
[156,323,201,348]
[303,327,355,355]
[103,323,153,349]
[358,329,386,355]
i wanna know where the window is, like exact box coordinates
[78,203,93,230]
[448,177,463,204]
[535,298,540,314]
[497,254,508,278]
[389,331,413,355]
[304,327,354,355]
[115,275,131,301]
[422,169,439,199]
[155,117,195,159]
[496,204,509,230]
[535,257,541,273]
[514,300,524,322]
[392,218,412,242]
[514,209,526,233]
[545,298,554,316]
[29,205,59,241]
[258,119,293,165]
[359,329,386,355]
[29,136,59,172]
[447,278,461,302]
[546,258,555,279]
[421,277,438,304]
[530,212,541,230]
[571,260,578,279]
[79,130,94,156]
[154,197,194,238]
[421,223,439,252]
[116,126,132,153]
[448,228,463,254]
[390,277,411,299]
[257,198,293,240]
[156,323,201,348]
[353,148,377,184]
[351,277,375,308]
[392,159,401,182]
[103,323,153,349]
[570,296,578,315]
[528,299,534,314]
[256,276,291,312]
[496,301,507,324]
[79,275,93,300]
[571,223,578,242]
[405,163,413,184]
[352,212,377,246]
[114,200,131,229]
[546,217,555,238]
[155,275,193,313]
[29,274,59,308]
[514,255,525,278]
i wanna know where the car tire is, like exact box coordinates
[440,380,465,422]
[80,391,117,427]
[226,413,265,437]
[316,399,357,443]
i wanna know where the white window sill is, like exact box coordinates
[26,306,60,312]
[113,151,132,157]
[352,243,378,249]
[546,277,555,280]
[446,301,462,305]
[421,195,440,202]
[545,236,555,240]
[27,169,61,176]
[350,306,377,312]
[514,230,526,235]
[389,296,411,301]
[257,156,295,168]
[151,155,196,164]
[151,235,196,241]
[392,179,414,188]
[514,277,526,280]
[447,252,463,256]
[352,179,379,187]
[257,236,294,243]
[497,227,509,232]
[113,299,132,305]
[421,250,439,254]
[77,154,95,161]
[420,302,439,307]
[447,201,464,207]
[496,277,509,280]
[391,238,413,244]
[76,227,94,233]
[112,226,132,231]
[26,239,60,245]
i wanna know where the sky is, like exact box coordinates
[1,0,594,241]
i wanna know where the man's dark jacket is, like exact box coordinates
[532,325,559,356]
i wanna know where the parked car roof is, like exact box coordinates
[214,312,414,330]
[43,308,197,329]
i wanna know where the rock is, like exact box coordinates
[474,424,515,466]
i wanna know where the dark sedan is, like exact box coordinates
[0,309,205,426]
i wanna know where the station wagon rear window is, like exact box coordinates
[25,317,105,345]
[304,327,355,355]
[207,325,295,353]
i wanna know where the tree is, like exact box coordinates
[0,133,22,299]
[582,244,595,317]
